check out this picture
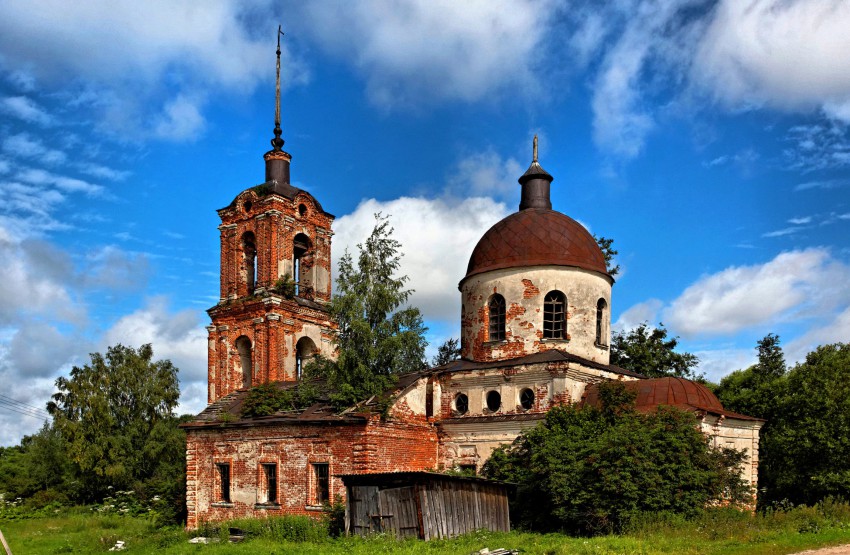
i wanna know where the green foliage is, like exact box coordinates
[307,214,427,409]
[716,333,787,421]
[273,273,297,298]
[594,235,620,277]
[431,337,461,367]
[0,422,71,510]
[762,343,850,506]
[240,382,319,418]
[610,322,700,379]
[198,514,330,543]
[325,494,347,537]
[482,381,749,535]
[41,343,187,524]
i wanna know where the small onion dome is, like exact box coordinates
[462,208,609,284]
[582,377,726,414]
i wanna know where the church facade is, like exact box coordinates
[182,51,762,529]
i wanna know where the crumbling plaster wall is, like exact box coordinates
[461,266,612,364]
[702,415,763,488]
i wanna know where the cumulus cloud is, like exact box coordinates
[785,305,850,364]
[664,249,850,336]
[693,347,756,383]
[693,0,850,121]
[154,95,206,141]
[299,0,551,108]
[333,196,509,324]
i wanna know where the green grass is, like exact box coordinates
[3,505,850,555]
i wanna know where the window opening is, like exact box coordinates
[263,463,277,504]
[596,298,608,346]
[242,232,257,294]
[455,393,469,415]
[543,291,566,339]
[293,233,310,297]
[216,463,231,503]
[520,388,535,410]
[313,463,329,505]
[298,203,307,217]
[295,336,316,380]
[235,336,252,388]
[486,390,501,412]
[488,294,506,341]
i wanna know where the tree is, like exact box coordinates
[594,235,620,277]
[308,215,427,408]
[432,337,461,367]
[759,343,850,506]
[716,333,787,421]
[610,322,699,379]
[482,381,749,534]
[47,343,182,502]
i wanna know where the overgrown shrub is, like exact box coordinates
[198,514,330,543]
[483,381,750,535]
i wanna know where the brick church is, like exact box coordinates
[181,46,763,530]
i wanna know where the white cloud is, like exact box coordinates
[299,0,551,108]
[100,298,209,415]
[2,133,66,164]
[0,1,304,141]
[693,0,850,120]
[333,196,509,324]
[664,248,850,336]
[0,96,49,125]
[693,347,756,383]
[762,227,801,238]
[788,216,812,225]
[785,305,850,365]
[16,168,103,196]
[154,95,206,141]
[614,298,664,332]
[447,150,522,199]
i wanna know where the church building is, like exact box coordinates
[181,43,763,530]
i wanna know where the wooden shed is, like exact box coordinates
[338,471,511,540]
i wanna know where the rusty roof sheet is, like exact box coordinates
[461,208,609,284]
[581,377,764,421]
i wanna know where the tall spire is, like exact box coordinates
[271,25,285,151]
[518,134,553,211]
[264,25,293,187]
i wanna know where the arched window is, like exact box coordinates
[488,294,506,342]
[293,233,311,297]
[543,291,566,339]
[295,336,317,380]
[596,298,608,346]
[235,336,252,388]
[241,232,257,294]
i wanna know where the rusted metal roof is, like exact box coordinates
[461,208,609,285]
[581,377,764,421]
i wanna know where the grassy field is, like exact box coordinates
[2,505,850,555]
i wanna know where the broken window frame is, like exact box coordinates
[262,463,278,505]
[543,290,566,340]
[216,463,231,503]
[488,294,506,342]
[312,462,330,505]
[519,388,535,410]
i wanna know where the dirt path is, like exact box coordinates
[792,545,850,555]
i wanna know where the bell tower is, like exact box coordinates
[206,28,336,403]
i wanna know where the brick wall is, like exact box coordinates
[185,418,438,529]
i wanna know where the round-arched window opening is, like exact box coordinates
[298,204,307,217]
[454,393,469,415]
[486,390,501,412]
[520,388,535,410]
[244,201,252,213]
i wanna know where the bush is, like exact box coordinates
[483,381,750,535]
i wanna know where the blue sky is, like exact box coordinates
[1,0,850,445]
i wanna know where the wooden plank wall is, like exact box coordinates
[348,478,509,540]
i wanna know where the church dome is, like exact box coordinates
[462,208,608,282]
